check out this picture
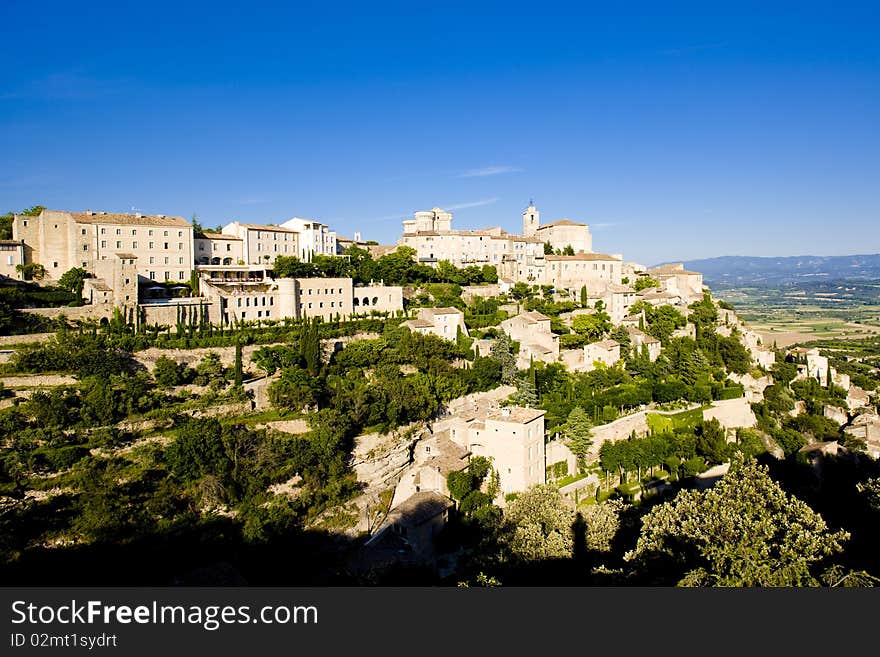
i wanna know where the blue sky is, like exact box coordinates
[2,1,878,264]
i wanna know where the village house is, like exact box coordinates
[646,263,705,303]
[401,307,468,341]
[627,326,662,361]
[0,239,26,279]
[500,311,559,368]
[430,405,546,502]
[583,339,621,368]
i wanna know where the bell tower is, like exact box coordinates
[522,201,540,237]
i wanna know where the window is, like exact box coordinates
[81,228,86,235]
[132,229,137,235]
[132,241,138,248]
[178,257,183,264]
[83,244,88,251]
[226,244,231,251]
[178,243,183,250]
[163,231,168,236]
[149,257,155,264]
[115,241,121,248]
[164,257,169,264]
[178,231,182,237]
[149,242,154,249]
[149,271,155,280]
[163,243,169,249]
[116,228,121,235]
[23,220,28,227]
[164,271,170,280]
[179,272,185,280]
[199,244,204,251]
[149,230,153,236]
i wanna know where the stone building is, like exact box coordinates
[0,240,26,279]
[500,311,560,368]
[280,217,337,260]
[583,339,621,369]
[646,263,705,303]
[627,326,662,361]
[194,232,244,265]
[435,405,546,501]
[221,222,300,265]
[12,209,193,283]
[198,270,403,325]
[401,307,468,341]
[534,218,593,254]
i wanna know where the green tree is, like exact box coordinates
[625,457,849,586]
[57,267,92,299]
[562,244,575,256]
[562,406,593,472]
[571,311,612,341]
[503,484,574,561]
[15,263,46,281]
[490,333,518,384]
[153,355,186,387]
[512,375,538,407]
[580,285,588,307]
[233,342,244,387]
[634,276,660,291]
[581,499,626,553]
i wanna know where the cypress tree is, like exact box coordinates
[234,341,243,387]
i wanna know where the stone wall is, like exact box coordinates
[703,397,757,430]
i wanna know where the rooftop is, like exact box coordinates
[546,253,621,262]
[387,491,454,527]
[422,307,462,316]
[68,210,190,228]
[589,339,620,349]
[536,219,588,229]
[195,232,242,241]
[486,406,546,424]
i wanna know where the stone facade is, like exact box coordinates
[221,222,300,265]
[500,311,559,368]
[401,307,468,341]
[194,232,244,265]
[0,240,26,279]
[12,209,193,283]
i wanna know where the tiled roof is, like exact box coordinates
[536,219,588,229]
[486,406,546,424]
[196,232,242,241]
[546,253,621,262]
[70,211,190,228]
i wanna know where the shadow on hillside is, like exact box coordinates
[0,516,362,586]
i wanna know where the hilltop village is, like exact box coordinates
[0,204,878,585]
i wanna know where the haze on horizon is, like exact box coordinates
[2,1,878,265]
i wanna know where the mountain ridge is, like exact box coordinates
[653,254,880,286]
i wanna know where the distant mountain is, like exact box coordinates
[661,254,880,287]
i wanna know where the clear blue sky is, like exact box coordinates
[2,1,878,264]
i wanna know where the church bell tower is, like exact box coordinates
[522,201,540,237]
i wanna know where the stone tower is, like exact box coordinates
[522,204,540,237]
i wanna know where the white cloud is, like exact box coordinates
[445,198,499,210]
[458,165,523,178]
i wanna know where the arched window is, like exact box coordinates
[353,298,359,306]
[372,297,378,306]
[362,297,369,306]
